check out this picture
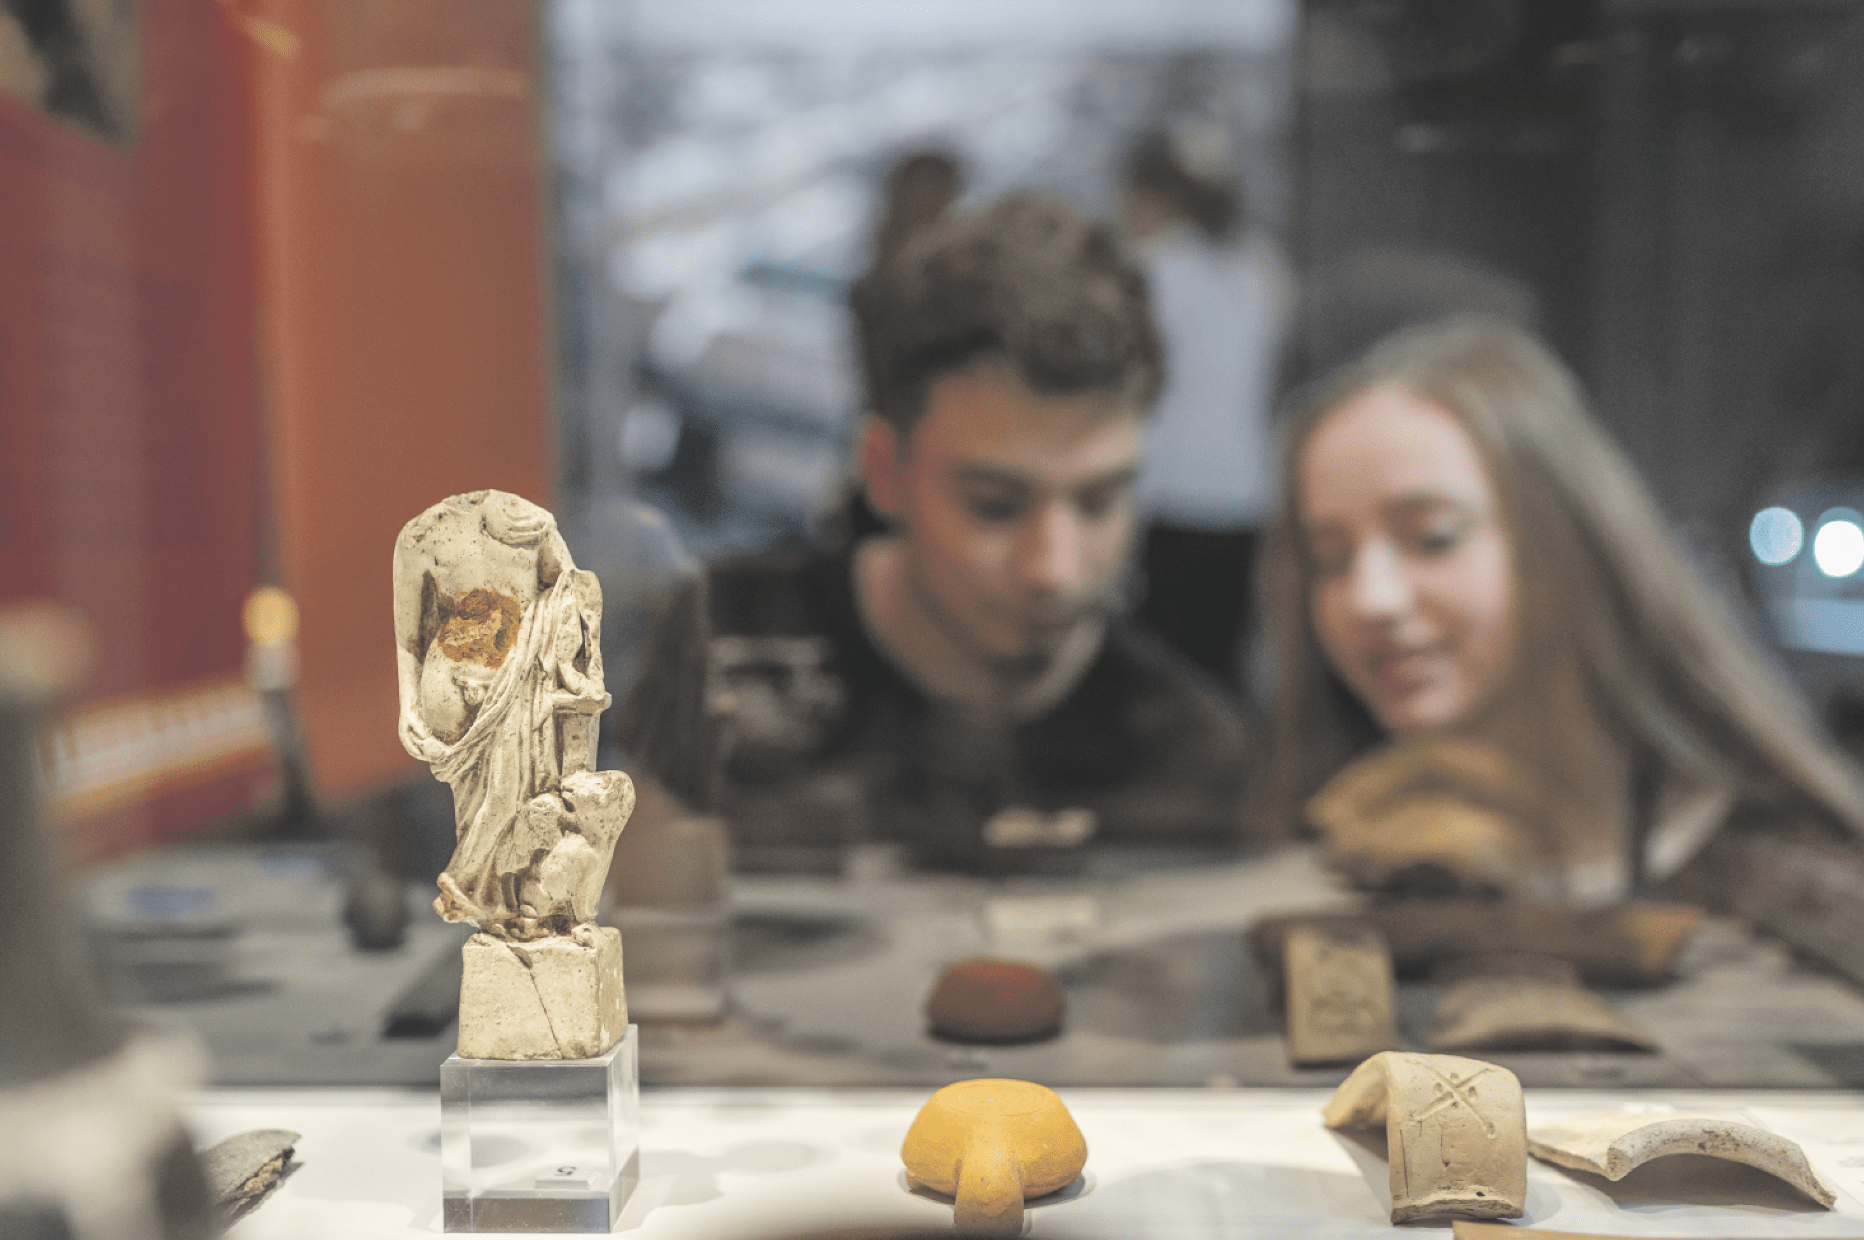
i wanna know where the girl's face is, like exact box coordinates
[1298,384,1518,735]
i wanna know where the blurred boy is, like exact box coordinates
[617,195,1252,873]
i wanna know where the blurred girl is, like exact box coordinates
[1263,318,1864,904]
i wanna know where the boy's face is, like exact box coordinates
[862,362,1145,672]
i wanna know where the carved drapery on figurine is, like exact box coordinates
[395,491,634,1059]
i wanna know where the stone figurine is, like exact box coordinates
[395,491,635,1059]
[1322,1051,1527,1224]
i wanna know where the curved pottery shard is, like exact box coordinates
[902,1079,1087,1236]
[1527,1112,1836,1208]
[1323,1051,1527,1224]
[1431,956,1657,1054]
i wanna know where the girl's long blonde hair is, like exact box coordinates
[1261,318,1864,861]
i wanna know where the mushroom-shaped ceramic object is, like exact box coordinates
[901,1079,1086,1235]
[1322,1051,1527,1224]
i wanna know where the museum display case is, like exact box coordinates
[9,0,1864,1236]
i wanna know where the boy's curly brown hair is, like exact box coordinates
[853,193,1162,436]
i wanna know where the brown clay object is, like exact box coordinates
[1431,955,1657,1054]
[1307,737,1543,896]
[1323,1051,1527,1224]
[1255,901,1702,987]
[1285,924,1397,1066]
[901,1078,1086,1236]
[1527,1112,1835,1208]
[925,958,1064,1043]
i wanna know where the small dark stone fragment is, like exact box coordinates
[925,957,1064,1043]
[198,1128,299,1224]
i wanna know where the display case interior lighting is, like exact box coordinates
[1812,510,1864,579]
[1750,506,1805,566]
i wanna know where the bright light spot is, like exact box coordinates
[1813,516,1864,579]
[1750,507,1804,565]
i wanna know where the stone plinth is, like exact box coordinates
[458,929,627,1061]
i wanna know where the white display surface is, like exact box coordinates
[194,1087,1864,1239]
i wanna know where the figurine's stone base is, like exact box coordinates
[442,1026,640,1233]
[458,928,627,1060]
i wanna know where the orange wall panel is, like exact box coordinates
[246,0,554,796]
[1,0,277,858]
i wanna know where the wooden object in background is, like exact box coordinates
[925,958,1066,1044]
[1255,901,1703,988]
[1285,923,1396,1066]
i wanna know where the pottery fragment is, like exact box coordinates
[1323,1051,1527,1224]
[199,1128,299,1224]
[1431,955,1656,1054]
[1527,1111,1835,1208]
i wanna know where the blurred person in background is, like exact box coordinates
[866,150,964,276]
[839,149,966,544]
[614,194,1255,874]
[1262,317,1864,911]
[1119,128,1291,692]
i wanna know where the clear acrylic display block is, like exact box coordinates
[441,1025,640,1232]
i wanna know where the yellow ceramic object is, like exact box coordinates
[901,1078,1087,1235]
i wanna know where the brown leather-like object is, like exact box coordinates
[1255,901,1703,987]
[1431,956,1657,1054]
[1307,737,1544,897]
[925,958,1065,1043]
